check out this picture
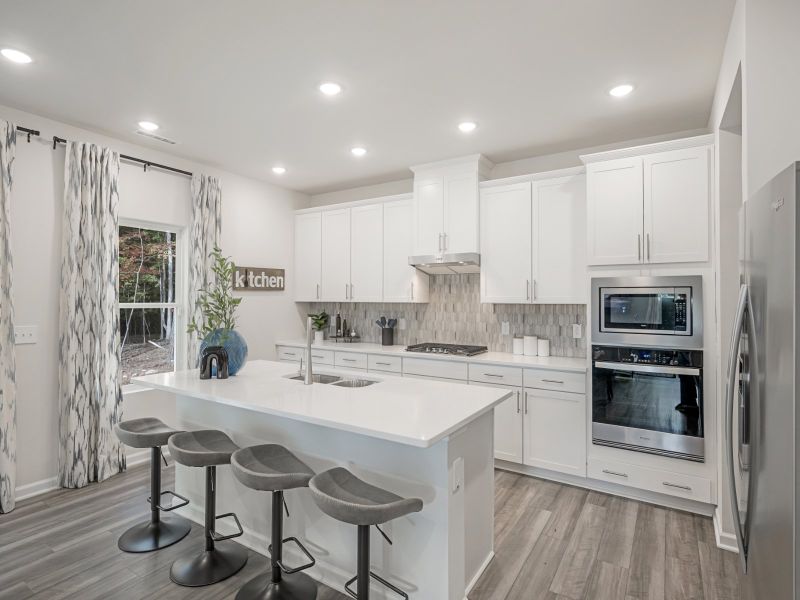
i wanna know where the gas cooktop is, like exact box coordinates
[405,343,488,357]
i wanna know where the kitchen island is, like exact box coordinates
[133,359,511,600]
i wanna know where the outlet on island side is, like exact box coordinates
[572,323,582,339]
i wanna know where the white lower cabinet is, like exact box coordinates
[523,387,587,477]
[588,457,712,503]
[469,379,524,464]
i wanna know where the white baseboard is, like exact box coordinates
[713,507,739,553]
[15,476,59,502]
[464,551,494,598]
[125,447,170,468]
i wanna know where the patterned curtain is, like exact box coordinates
[58,142,124,488]
[187,174,222,368]
[0,121,17,512]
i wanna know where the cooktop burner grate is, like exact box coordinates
[405,342,488,356]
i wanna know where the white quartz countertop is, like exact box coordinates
[276,340,588,373]
[132,360,511,448]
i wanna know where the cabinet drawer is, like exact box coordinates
[368,354,402,373]
[335,352,368,370]
[588,457,711,503]
[524,368,586,394]
[309,349,334,365]
[277,346,302,362]
[469,364,523,387]
[402,357,468,381]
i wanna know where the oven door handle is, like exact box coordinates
[594,361,700,376]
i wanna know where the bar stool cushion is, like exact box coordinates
[309,467,423,526]
[231,444,315,492]
[168,430,240,467]
[115,417,181,449]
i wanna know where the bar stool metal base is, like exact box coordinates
[117,516,192,553]
[235,570,317,600]
[170,544,249,587]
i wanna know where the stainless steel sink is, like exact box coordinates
[285,373,342,384]
[332,378,378,388]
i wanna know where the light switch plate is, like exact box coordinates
[572,323,582,339]
[14,326,37,345]
[501,321,510,335]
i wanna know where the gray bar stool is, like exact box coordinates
[114,418,191,553]
[168,430,248,587]
[309,468,423,600]
[231,444,318,600]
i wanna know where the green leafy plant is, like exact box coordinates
[308,310,329,331]
[187,246,243,339]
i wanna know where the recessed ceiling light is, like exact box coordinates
[137,120,159,132]
[458,121,477,133]
[319,82,342,96]
[272,166,286,175]
[609,84,634,98]
[351,147,367,157]
[1,48,33,64]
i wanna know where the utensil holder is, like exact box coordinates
[381,328,394,346]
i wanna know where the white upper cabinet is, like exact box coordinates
[294,212,322,301]
[350,204,384,302]
[533,174,587,303]
[411,155,492,256]
[480,181,533,303]
[383,199,430,303]
[586,157,644,266]
[644,146,710,263]
[583,136,713,266]
[320,208,351,301]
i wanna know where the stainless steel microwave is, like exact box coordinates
[591,276,703,349]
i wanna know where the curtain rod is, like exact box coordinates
[16,126,40,142]
[52,136,193,178]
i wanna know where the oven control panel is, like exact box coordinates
[592,345,703,368]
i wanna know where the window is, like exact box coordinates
[119,223,182,385]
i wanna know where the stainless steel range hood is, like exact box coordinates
[408,252,480,275]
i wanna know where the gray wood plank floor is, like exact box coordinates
[0,464,740,600]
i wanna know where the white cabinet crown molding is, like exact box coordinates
[294,193,412,215]
[579,133,714,164]
[479,165,585,189]
[409,153,494,177]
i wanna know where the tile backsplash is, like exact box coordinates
[301,274,587,357]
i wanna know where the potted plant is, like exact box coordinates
[308,310,329,344]
[188,246,248,375]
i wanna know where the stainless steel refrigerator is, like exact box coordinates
[725,162,799,599]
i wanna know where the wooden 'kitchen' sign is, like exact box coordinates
[232,266,285,291]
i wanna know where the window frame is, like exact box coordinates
[119,217,187,390]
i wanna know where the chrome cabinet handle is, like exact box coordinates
[526,279,530,300]
[516,390,521,414]
[637,234,641,261]
[662,481,691,491]
[524,391,529,414]
[443,233,447,251]
[350,283,354,299]
[375,361,392,366]
[483,373,504,378]
[646,233,651,261]
[438,233,443,252]
[541,379,564,384]
[316,283,320,299]
[312,354,325,359]
[342,358,357,363]
[284,351,297,357]
[602,469,628,478]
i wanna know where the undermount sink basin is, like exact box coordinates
[285,373,342,384]
[332,378,378,388]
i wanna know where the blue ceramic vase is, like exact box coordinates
[199,328,248,376]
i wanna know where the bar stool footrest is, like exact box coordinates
[147,490,190,512]
[267,536,316,574]
[210,512,244,542]
[344,570,409,600]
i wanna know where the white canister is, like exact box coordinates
[537,338,550,357]
[512,336,524,355]
[523,335,538,356]
[314,330,325,344]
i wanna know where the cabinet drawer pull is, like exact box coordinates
[516,390,521,414]
[662,481,692,491]
[483,373,504,378]
[524,391,529,414]
[341,358,357,363]
[541,379,564,384]
[375,361,392,366]
[312,354,325,360]
[602,469,628,478]
[283,351,297,357]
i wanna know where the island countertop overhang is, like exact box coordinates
[132,359,510,448]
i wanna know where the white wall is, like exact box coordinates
[3,104,309,492]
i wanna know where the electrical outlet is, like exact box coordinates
[451,457,464,494]
[14,326,37,345]
[399,318,407,331]
[501,321,510,335]
[572,323,582,339]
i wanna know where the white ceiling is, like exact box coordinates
[0,0,734,194]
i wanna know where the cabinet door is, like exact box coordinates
[413,176,445,255]
[643,146,710,264]
[444,171,479,253]
[533,174,587,303]
[479,182,532,303]
[350,204,383,302]
[523,388,586,477]
[383,199,430,303]
[294,212,321,301]
[320,209,351,301]
[586,157,644,265]
[470,382,523,463]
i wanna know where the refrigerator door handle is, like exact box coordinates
[725,284,750,570]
